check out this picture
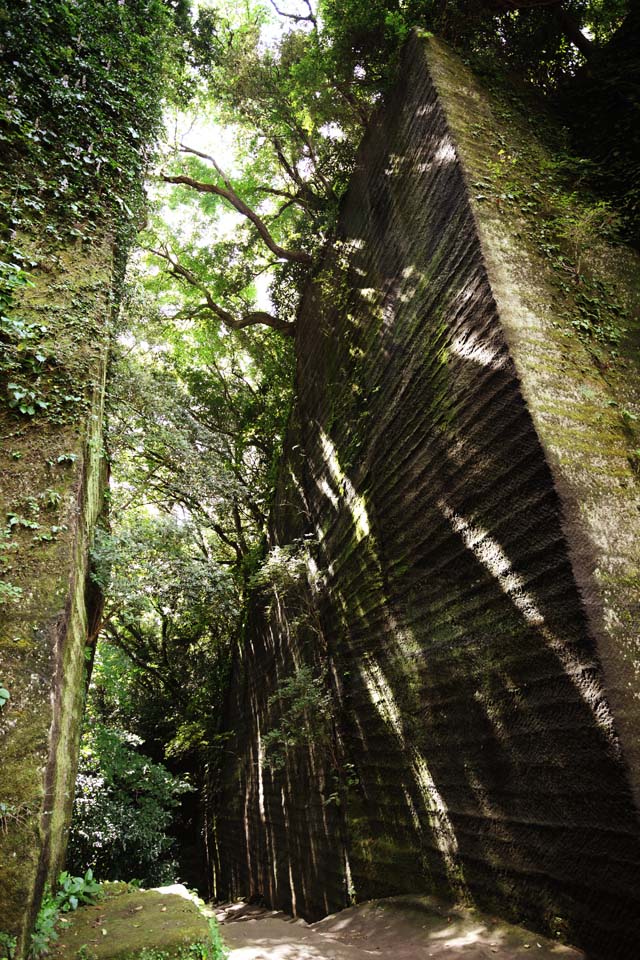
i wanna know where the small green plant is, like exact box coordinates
[262,665,333,771]
[0,582,22,606]
[554,197,621,274]
[43,489,62,510]
[0,930,17,960]
[29,889,58,959]
[29,871,101,959]
[0,686,9,709]
[55,870,101,912]
[6,383,49,416]
[6,513,39,532]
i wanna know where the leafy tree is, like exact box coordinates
[67,717,190,884]
[106,277,294,573]
[91,514,238,760]
[69,211,295,883]
[144,1,368,337]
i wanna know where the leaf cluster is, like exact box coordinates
[67,722,190,885]
[0,0,185,246]
[263,665,333,771]
[29,871,100,959]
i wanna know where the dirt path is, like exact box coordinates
[218,897,584,960]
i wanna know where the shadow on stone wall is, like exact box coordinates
[214,35,640,960]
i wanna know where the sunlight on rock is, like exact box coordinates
[450,327,506,368]
[152,883,197,902]
[360,655,468,897]
[257,724,266,822]
[319,429,370,541]
[434,140,457,165]
[438,499,617,740]
[438,499,545,625]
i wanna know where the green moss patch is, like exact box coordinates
[49,887,216,960]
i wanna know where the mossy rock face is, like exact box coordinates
[421,34,640,807]
[0,231,112,952]
[50,887,211,960]
[216,30,640,960]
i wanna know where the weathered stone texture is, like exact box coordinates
[215,35,640,960]
[0,238,110,954]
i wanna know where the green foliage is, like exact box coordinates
[0,258,50,417]
[206,918,228,960]
[89,512,238,762]
[107,281,294,555]
[29,890,61,959]
[0,686,9,709]
[0,0,184,243]
[69,239,295,883]
[0,0,189,427]
[55,870,101,913]
[29,871,101,959]
[67,721,191,885]
[262,665,333,771]
[320,0,628,93]
[251,542,312,594]
[147,0,370,335]
[317,0,638,238]
[0,258,33,318]
[129,920,227,960]
[0,577,23,606]
[252,538,324,637]
[0,931,16,960]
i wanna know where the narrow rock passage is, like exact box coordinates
[217,898,584,960]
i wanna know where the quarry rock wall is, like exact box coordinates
[0,236,111,955]
[215,35,640,959]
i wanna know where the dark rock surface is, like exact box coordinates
[215,35,640,960]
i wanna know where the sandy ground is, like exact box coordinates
[218,896,585,960]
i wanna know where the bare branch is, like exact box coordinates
[256,185,314,212]
[269,0,316,26]
[272,136,305,189]
[147,246,296,337]
[179,144,235,192]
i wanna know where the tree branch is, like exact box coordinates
[269,0,316,26]
[147,247,296,337]
[164,149,313,264]
[211,520,244,562]
[106,625,165,684]
[255,184,314,213]
[554,4,594,58]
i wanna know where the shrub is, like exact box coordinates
[67,723,191,885]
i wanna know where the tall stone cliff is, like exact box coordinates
[0,234,111,955]
[215,35,640,959]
